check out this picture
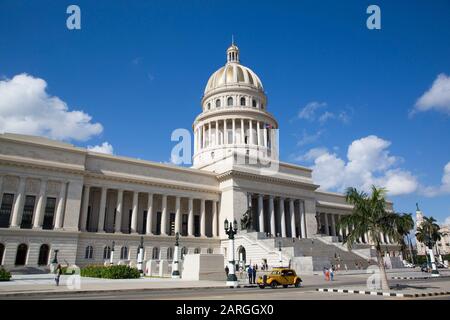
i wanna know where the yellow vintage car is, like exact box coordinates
[256,268,302,289]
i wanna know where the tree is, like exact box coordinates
[395,213,415,263]
[416,216,442,275]
[337,186,406,291]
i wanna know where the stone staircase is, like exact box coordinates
[235,231,375,272]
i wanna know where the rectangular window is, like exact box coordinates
[169,213,175,236]
[194,215,200,237]
[156,212,161,235]
[182,214,188,236]
[0,193,14,228]
[42,197,56,230]
[20,195,36,229]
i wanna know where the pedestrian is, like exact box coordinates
[323,267,329,281]
[330,265,334,281]
[225,265,229,277]
[247,265,253,284]
[55,264,62,286]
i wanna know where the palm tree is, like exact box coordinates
[416,216,442,274]
[337,186,406,291]
[395,213,415,263]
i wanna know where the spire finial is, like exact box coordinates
[416,202,420,211]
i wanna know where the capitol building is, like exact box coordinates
[0,43,402,273]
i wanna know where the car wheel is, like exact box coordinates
[283,285,288,288]
[259,285,265,289]
[294,280,301,288]
[270,281,278,289]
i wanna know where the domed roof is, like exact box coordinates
[204,44,264,95]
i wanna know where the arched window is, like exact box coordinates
[227,97,233,106]
[194,248,201,254]
[38,244,50,266]
[120,246,129,260]
[0,243,5,265]
[261,103,264,110]
[15,243,28,266]
[181,247,188,260]
[207,248,213,254]
[152,247,159,260]
[85,246,93,259]
[237,246,246,264]
[252,99,257,108]
[103,246,111,260]
[167,247,174,260]
[215,99,221,108]
[240,97,246,106]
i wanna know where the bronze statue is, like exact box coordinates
[240,208,253,231]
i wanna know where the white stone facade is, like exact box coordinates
[0,43,400,271]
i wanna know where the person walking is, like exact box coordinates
[55,264,62,286]
[330,265,334,281]
[247,265,253,284]
[323,267,329,281]
[252,265,257,284]
[225,265,229,277]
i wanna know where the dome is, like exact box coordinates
[204,44,264,95]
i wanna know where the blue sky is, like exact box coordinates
[0,0,449,223]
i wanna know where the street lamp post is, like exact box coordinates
[224,218,238,287]
[51,249,59,264]
[110,241,115,265]
[137,236,144,274]
[172,232,181,279]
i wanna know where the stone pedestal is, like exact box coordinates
[159,260,169,277]
[182,254,225,281]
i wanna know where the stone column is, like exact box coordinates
[161,194,167,235]
[212,200,218,237]
[202,125,206,148]
[224,119,228,144]
[115,189,123,233]
[188,198,194,236]
[54,181,68,229]
[330,214,336,236]
[130,191,139,233]
[215,120,219,145]
[174,196,181,234]
[257,121,261,146]
[289,199,296,238]
[10,176,26,228]
[200,199,206,237]
[249,120,253,145]
[300,201,307,239]
[258,194,264,232]
[279,198,286,237]
[241,119,245,144]
[263,125,268,147]
[232,118,236,144]
[97,187,107,232]
[33,179,48,229]
[269,196,275,236]
[146,193,153,235]
[80,185,91,232]
[324,213,329,236]
[208,122,212,147]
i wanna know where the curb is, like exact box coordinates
[0,284,259,298]
[316,288,450,298]
[391,276,429,280]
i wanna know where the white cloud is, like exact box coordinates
[296,130,324,146]
[443,216,450,226]
[413,73,450,115]
[87,142,114,155]
[0,73,103,141]
[295,147,329,162]
[297,101,351,125]
[300,135,419,196]
[298,101,327,120]
[420,161,450,197]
